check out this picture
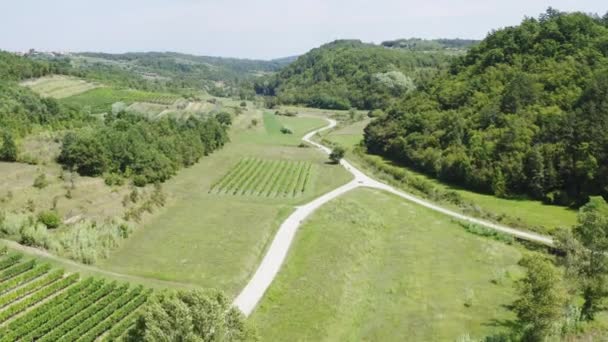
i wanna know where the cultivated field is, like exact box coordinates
[210,158,313,198]
[59,87,179,113]
[252,188,524,341]
[0,249,149,341]
[21,75,99,99]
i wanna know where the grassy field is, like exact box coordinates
[97,109,353,295]
[321,117,578,232]
[21,75,99,99]
[252,188,524,341]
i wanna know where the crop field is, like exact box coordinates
[210,158,313,198]
[0,250,150,341]
[60,87,179,113]
[252,188,525,341]
[21,75,99,99]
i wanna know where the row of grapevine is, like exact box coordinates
[0,273,79,323]
[1,280,108,341]
[0,256,151,341]
[81,289,152,342]
[0,259,35,282]
[62,286,144,342]
[0,268,63,308]
[0,263,51,294]
[0,254,22,271]
[210,157,315,198]
[0,278,95,335]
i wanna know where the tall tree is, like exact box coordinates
[513,255,567,341]
[558,197,608,320]
[0,131,17,162]
[127,289,256,341]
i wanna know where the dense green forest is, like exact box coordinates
[59,112,229,185]
[254,40,454,110]
[364,10,608,205]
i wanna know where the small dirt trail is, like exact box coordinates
[0,239,199,289]
[233,117,554,316]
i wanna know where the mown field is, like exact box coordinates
[97,110,353,295]
[0,248,149,341]
[21,75,99,99]
[252,188,524,341]
[321,116,578,232]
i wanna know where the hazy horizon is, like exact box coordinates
[1,0,606,60]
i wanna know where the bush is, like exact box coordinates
[33,174,48,189]
[0,212,30,236]
[20,223,50,248]
[251,118,258,126]
[104,173,124,186]
[368,109,385,118]
[329,146,346,164]
[280,126,293,134]
[38,211,61,229]
[240,101,247,107]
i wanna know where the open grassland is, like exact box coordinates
[252,188,524,341]
[321,116,577,232]
[0,160,133,223]
[60,87,179,113]
[210,158,313,198]
[21,75,99,99]
[0,249,149,341]
[98,110,353,295]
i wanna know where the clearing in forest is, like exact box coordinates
[0,249,150,341]
[210,158,314,198]
[21,75,99,99]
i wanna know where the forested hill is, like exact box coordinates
[254,39,455,110]
[364,10,608,206]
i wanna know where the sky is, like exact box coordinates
[0,0,605,60]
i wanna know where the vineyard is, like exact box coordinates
[210,158,314,198]
[0,248,150,341]
[60,87,180,113]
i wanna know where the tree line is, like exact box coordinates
[59,111,229,186]
[364,9,608,206]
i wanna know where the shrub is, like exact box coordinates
[240,101,247,107]
[0,212,30,235]
[329,146,346,164]
[38,211,61,229]
[280,126,293,134]
[0,131,17,162]
[104,173,124,186]
[251,119,258,126]
[20,223,50,248]
[368,109,385,118]
[33,174,48,189]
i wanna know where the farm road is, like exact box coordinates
[233,117,553,316]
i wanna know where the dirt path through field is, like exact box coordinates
[233,117,554,316]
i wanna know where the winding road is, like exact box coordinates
[233,117,554,316]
